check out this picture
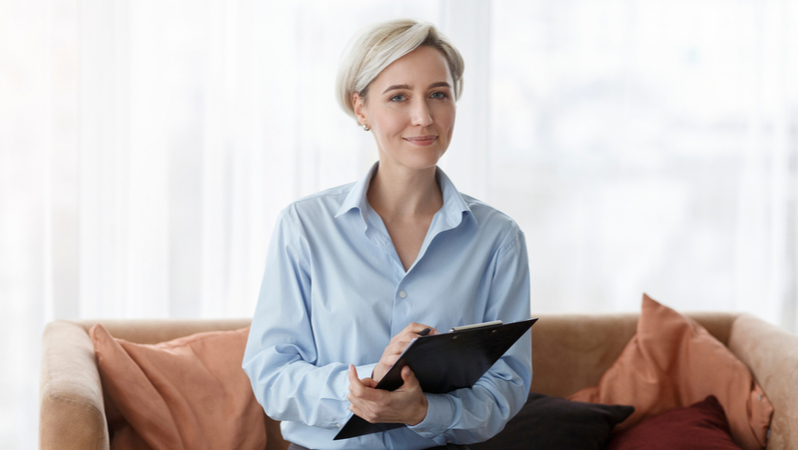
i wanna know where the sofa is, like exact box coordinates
[39,311,797,450]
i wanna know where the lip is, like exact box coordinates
[403,135,438,146]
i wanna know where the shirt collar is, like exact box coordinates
[335,162,378,227]
[334,162,475,230]
[436,167,475,230]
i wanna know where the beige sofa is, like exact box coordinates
[40,313,797,450]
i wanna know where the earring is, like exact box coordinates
[362,123,370,131]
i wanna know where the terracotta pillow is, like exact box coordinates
[568,294,773,450]
[607,396,740,450]
[90,324,266,450]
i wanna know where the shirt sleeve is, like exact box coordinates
[408,226,532,445]
[242,206,376,428]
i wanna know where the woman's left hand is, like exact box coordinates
[346,364,428,425]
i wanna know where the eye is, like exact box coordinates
[430,91,448,99]
[390,94,406,102]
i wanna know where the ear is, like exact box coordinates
[353,92,368,126]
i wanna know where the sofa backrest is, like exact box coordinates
[529,312,737,398]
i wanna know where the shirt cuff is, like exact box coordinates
[407,393,454,438]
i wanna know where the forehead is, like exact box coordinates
[372,46,452,88]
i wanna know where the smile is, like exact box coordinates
[403,135,438,146]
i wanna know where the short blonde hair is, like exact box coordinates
[336,18,465,123]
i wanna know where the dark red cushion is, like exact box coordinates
[607,396,741,450]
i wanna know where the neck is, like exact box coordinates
[367,163,443,219]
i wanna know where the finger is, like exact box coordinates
[391,325,415,341]
[381,342,412,365]
[378,353,399,370]
[361,377,378,389]
[402,322,429,335]
[348,398,362,416]
[403,323,438,337]
[348,364,364,394]
[384,329,435,365]
[389,332,424,350]
[385,340,409,356]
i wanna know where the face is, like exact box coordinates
[353,46,456,173]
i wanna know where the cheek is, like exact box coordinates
[373,110,406,134]
[435,106,456,131]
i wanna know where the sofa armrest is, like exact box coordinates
[728,314,798,450]
[40,321,109,450]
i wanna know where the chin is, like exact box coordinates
[399,154,446,171]
[381,148,446,172]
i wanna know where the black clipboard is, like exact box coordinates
[334,318,537,440]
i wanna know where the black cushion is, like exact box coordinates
[470,392,634,450]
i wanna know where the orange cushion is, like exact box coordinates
[90,324,266,450]
[568,294,773,450]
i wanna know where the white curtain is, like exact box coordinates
[486,0,797,327]
[0,0,795,448]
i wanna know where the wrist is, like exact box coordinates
[407,394,429,426]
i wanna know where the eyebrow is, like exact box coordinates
[381,81,451,94]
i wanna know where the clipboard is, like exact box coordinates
[334,317,537,440]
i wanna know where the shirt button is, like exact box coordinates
[399,290,407,298]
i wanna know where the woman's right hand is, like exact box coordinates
[372,322,438,382]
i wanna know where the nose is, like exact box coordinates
[410,98,433,127]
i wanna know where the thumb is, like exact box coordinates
[401,366,420,388]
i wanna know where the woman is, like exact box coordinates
[243,18,532,450]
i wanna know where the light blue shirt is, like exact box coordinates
[243,164,532,450]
